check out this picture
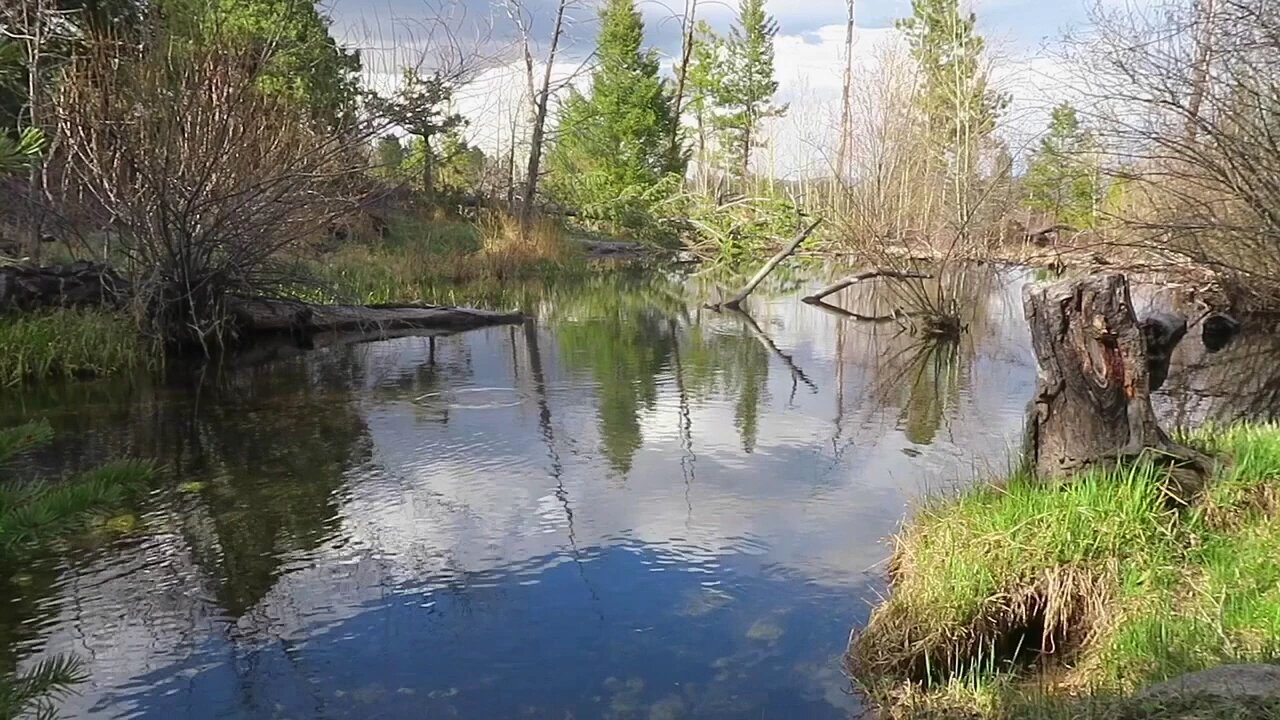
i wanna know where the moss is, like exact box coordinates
[850,423,1280,719]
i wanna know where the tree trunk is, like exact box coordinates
[228,298,523,335]
[422,135,436,202]
[519,0,568,240]
[835,0,855,181]
[1187,0,1217,140]
[1023,273,1205,481]
[669,0,698,161]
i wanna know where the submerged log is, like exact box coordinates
[226,297,523,336]
[1023,273,1205,480]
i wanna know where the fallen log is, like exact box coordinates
[1023,273,1208,483]
[707,218,823,312]
[227,297,523,335]
[0,261,129,311]
[801,270,931,305]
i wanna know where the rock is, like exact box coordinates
[745,617,784,642]
[1137,664,1280,703]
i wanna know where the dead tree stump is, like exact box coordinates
[1023,273,1205,481]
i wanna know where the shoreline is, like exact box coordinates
[846,423,1280,719]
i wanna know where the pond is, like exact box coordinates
[1,266,1273,719]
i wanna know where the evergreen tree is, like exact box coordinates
[368,69,465,200]
[403,129,486,195]
[546,0,683,227]
[161,0,361,128]
[374,135,405,175]
[683,21,725,185]
[897,0,1006,161]
[719,0,786,181]
[1025,103,1104,228]
[219,0,360,126]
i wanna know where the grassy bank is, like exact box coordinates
[311,211,596,306]
[1,211,598,386]
[0,308,159,387]
[849,424,1280,719]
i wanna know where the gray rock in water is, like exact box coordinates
[1137,664,1280,702]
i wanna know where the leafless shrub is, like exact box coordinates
[1072,0,1280,311]
[828,40,1017,333]
[54,35,376,349]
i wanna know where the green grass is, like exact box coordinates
[0,307,157,386]
[849,423,1280,719]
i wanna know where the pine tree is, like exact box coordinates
[548,0,683,220]
[683,21,725,187]
[368,69,465,200]
[897,0,1006,162]
[1025,103,1104,228]
[374,135,405,175]
[719,0,785,182]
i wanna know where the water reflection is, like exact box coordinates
[0,265,1198,719]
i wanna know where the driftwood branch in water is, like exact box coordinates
[1023,273,1209,487]
[707,218,823,311]
[801,270,931,305]
[804,299,904,324]
[228,297,524,335]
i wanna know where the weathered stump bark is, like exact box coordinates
[1024,273,1204,480]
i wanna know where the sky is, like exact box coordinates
[327,0,1143,177]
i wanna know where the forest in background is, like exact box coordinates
[2,0,1279,353]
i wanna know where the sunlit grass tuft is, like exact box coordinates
[0,420,54,464]
[850,423,1280,719]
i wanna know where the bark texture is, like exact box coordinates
[227,298,523,335]
[1023,273,1199,480]
[0,261,130,311]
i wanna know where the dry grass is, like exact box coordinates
[311,210,587,306]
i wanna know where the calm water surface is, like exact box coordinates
[1,267,1266,719]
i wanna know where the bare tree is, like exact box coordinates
[669,0,699,162]
[505,0,575,239]
[835,0,856,183]
[1071,0,1280,310]
[0,0,75,259]
[1186,0,1217,140]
